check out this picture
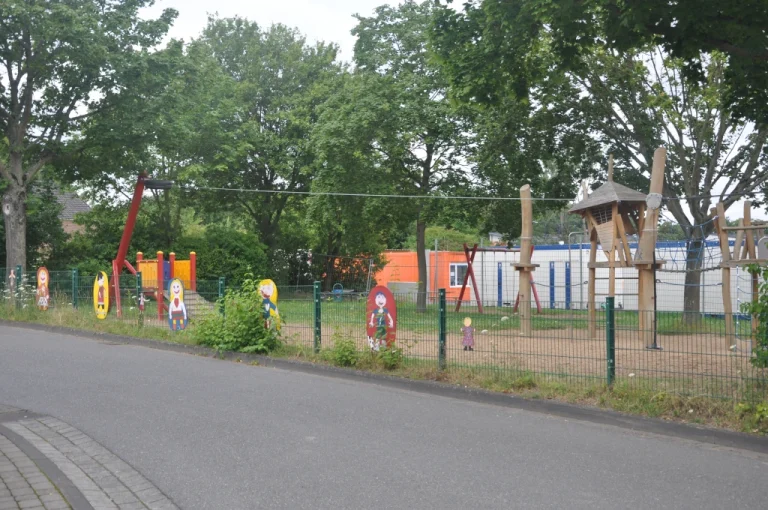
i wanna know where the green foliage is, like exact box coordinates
[190,17,342,250]
[404,226,479,251]
[194,276,281,354]
[742,265,768,369]
[330,339,358,367]
[193,229,268,285]
[378,345,404,370]
[735,403,768,433]
[432,0,768,123]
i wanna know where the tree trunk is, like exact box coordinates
[416,211,427,313]
[682,233,705,323]
[2,184,27,272]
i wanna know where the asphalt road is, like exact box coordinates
[1,325,767,510]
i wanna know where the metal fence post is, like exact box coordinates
[218,277,226,316]
[136,271,143,327]
[71,268,79,308]
[313,281,321,353]
[605,296,615,385]
[438,289,447,370]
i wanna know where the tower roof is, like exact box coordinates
[569,180,647,214]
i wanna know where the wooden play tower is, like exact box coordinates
[568,148,667,346]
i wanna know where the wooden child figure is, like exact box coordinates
[462,317,475,351]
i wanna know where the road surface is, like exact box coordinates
[0,324,766,509]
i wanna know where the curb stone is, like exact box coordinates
[1,319,767,455]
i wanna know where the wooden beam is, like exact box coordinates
[745,202,757,259]
[715,202,731,262]
[721,225,768,232]
[616,211,633,263]
[733,219,744,262]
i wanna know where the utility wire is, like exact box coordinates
[176,185,765,203]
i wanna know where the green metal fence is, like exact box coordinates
[1,270,766,402]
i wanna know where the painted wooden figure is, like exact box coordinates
[168,278,188,331]
[259,279,280,329]
[366,286,397,351]
[461,317,475,351]
[36,267,50,311]
[93,272,109,320]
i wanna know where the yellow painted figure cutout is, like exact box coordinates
[168,278,188,331]
[36,267,50,311]
[93,272,109,319]
[259,279,280,330]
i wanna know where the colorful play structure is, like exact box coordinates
[110,173,198,319]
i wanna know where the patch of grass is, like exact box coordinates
[0,299,191,344]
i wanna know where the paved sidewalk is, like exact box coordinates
[0,406,177,510]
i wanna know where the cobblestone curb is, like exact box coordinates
[0,432,70,510]
[0,411,177,510]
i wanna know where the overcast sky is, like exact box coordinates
[141,0,393,62]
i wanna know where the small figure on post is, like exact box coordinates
[461,317,475,351]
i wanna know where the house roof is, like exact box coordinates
[53,190,91,220]
[568,180,647,214]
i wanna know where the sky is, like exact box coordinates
[141,0,393,62]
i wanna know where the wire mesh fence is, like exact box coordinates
[1,268,766,403]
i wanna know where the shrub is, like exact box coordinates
[331,339,358,367]
[378,345,403,370]
[193,276,281,354]
[742,265,768,368]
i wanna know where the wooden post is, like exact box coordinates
[588,232,597,339]
[169,252,176,280]
[516,185,534,337]
[715,202,733,341]
[609,203,618,297]
[607,154,614,182]
[157,251,164,321]
[190,252,197,292]
[744,201,756,259]
[637,147,666,348]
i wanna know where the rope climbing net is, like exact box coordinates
[654,217,724,273]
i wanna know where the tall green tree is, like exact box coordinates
[0,0,176,271]
[191,17,341,251]
[346,1,471,311]
[79,39,226,249]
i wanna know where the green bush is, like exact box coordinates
[378,345,403,370]
[742,265,768,368]
[193,276,281,354]
[331,339,358,367]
